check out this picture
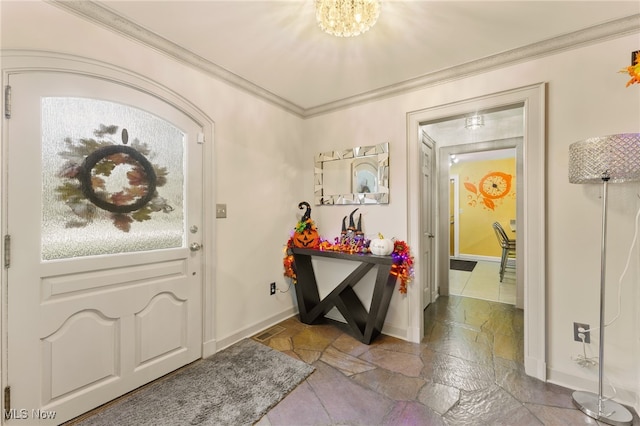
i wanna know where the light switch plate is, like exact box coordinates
[216,203,227,218]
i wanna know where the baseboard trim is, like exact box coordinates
[546,367,638,411]
[382,323,410,342]
[524,356,547,382]
[454,254,500,263]
[215,307,298,352]
[202,338,217,358]
[323,310,410,342]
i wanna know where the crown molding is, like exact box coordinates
[48,0,306,117]
[305,14,640,117]
[48,1,639,119]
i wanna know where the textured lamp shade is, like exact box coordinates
[569,133,640,184]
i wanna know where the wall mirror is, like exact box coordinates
[315,142,389,205]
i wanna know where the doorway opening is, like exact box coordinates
[406,84,546,381]
[421,105,523,306]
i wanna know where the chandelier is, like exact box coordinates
[315,0,381,37]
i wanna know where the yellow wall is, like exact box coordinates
[451,157,516,257]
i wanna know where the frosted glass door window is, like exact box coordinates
[41,97,185,260]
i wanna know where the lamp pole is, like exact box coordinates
[597,173,609,415]
[571,171,632,426]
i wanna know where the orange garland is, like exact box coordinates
[389,240,414,294]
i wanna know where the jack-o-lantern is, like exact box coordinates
[293,202,320,249]
[293,226,320,248]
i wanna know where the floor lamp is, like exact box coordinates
[568,133,640,426]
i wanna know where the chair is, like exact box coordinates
[492,222,516,282]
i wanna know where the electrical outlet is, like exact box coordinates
[573,322,590,343]
[270,282,276,295]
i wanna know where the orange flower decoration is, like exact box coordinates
[621,53,640,87]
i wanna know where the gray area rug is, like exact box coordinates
[75,338,315,425]
[450,259,477,272]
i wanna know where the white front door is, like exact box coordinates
[4,72,204,424]
[420,138,435,309]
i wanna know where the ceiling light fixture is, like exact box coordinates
[465,115,484,130]
[315,0,381,37]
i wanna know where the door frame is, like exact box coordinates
[0,51,217,415]
[406,83,546,381]
[449,174,460,259]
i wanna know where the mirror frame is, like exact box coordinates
[314,142,389,205]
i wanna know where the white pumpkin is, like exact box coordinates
[370,233,394,256]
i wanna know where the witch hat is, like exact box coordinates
[298,201,311,222]
[348,208,359,231]
[356,213,363,236]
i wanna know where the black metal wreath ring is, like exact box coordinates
[79,145,157,214]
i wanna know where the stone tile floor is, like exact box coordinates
[255,295,639,425]
[449,261,516,305]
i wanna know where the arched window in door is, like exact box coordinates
[41,97,185,260]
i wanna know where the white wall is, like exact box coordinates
[304,33,640,407]
[2,0,639,411]
[0,1,304,352]
[303,103,411,335]
[542,37,640,407]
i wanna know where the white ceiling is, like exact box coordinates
[56,1,639,116]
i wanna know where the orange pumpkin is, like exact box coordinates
[293,224,320,249]
[293,202,320,249]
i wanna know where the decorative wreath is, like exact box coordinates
[55,124,172,232]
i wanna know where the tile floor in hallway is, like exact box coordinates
[255,295,639,426]
[449,260,516,305]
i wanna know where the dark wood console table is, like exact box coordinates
[291,248,398,344]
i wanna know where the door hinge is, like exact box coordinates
[4,386,10,412]
[4,235,10,268]
[4,85,11,119]
[197,133,205,144]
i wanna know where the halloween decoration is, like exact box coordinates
[55,124,172,232]
[369,233,394,256]
[390,240,414,294]
[292,202,320,249]
[325,208,369,253]
[283,246,297,284]
[355,213,364,238]
[282,203,414,293]
[281,201,414,293]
